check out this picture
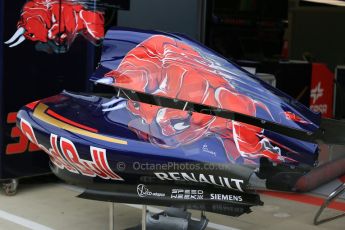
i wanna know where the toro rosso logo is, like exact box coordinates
[5,0,104,53]
[101,35,310,165]
[20,118,123,180]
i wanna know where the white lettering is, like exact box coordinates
[154,172,171,180]
[155,172,244,192]
[310,104,328,114]
[210,193,243,202]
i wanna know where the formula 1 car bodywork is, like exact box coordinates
[17,28,345,217]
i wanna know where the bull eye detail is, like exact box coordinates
[133,102,140,110]
[26,33,34,38]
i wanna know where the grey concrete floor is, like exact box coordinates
[0,180,344,230]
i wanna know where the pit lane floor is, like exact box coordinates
[0,177,344,230]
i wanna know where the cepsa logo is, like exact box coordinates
[6,112,40,155]
[310,82,328,114]
[19,118,124,180]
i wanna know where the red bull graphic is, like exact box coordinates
[5,0,104,53]
[20,118,123,180]
[102,35,309,165]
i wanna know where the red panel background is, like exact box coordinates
[310,63,334,118]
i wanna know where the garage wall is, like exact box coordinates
[289,7,345,69]
[117,0,204,41]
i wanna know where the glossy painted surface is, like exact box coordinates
[16,28,324,196]
[15,91,316,195]
[92,28,320,166]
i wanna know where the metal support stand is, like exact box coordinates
[110,203,208,230]
[109,203,115,230]
[314,182,345,225]
[109,203,148,230]
[141,205,147,230]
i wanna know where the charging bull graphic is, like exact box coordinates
[5,0,104,53]
[102,35,307,164]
